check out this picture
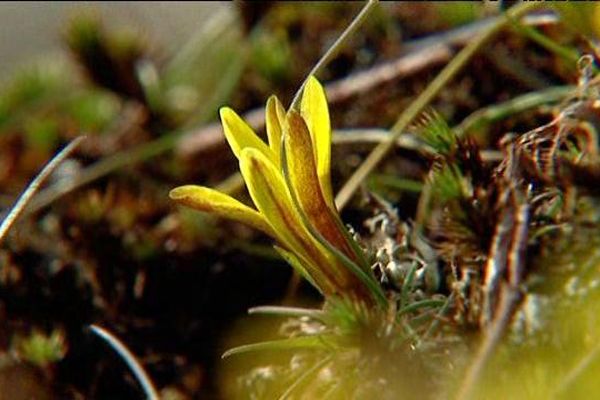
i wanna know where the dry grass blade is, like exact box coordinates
[0,136,85,243]
[89,324,160,400]
[25,133,175,217]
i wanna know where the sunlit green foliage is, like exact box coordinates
[13,330,67,368]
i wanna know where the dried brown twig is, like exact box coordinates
[455,149,531,400]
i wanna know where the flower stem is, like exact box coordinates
[289,0,380,111]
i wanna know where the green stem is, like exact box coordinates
[369,174,423,193]
[455,85,574,138]
[509,18,589,70]
[334,1,544,210]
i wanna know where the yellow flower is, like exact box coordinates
[170,76,385,305]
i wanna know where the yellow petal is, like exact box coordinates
[284,111,359,263]
[169,185,274,237]
[239,147,341,294]
[300,76,334,207]
[265,96,286,163]
[219,107,275,163]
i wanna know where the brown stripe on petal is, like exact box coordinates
[262,176,341,294]
[285,111,360,264]
[241,149,344,295]
[301,76,334,206]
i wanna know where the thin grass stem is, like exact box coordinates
[334,2,544,210]
[26,134,175,216]
[289,0,379,111]
[0,136,85,243]
[89,324,160,400]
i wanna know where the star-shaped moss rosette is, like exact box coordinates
[170,77,385,306]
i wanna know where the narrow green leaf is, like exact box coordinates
[417,110,456,154]
[369,174,424,193]
[400,262,418,308]
[248,305,326,321]
[397,299,446,317]
[222,335,336,359]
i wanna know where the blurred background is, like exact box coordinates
[2,2,598,399]
[0,2,227,76]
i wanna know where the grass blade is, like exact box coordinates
[89,324,159,400]
[0,136,84,243]
[222,335,336,359]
